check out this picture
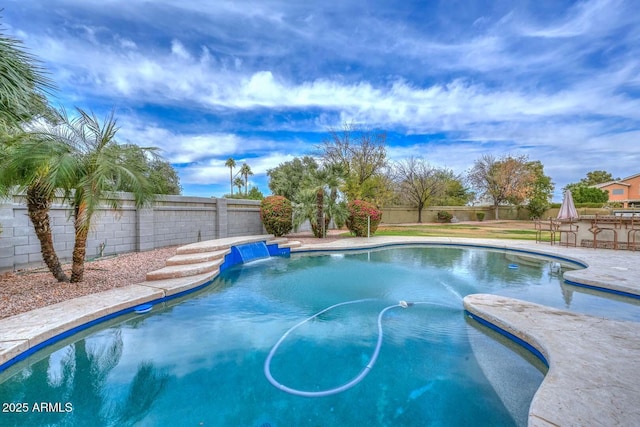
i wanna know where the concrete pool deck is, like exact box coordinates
[1,235,639,426]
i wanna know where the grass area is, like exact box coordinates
[347,220,547,241]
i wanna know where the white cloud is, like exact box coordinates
[117,120,240,163]
[519,0,626,39]
[170,39,191,60]
[6,0,639,200]
[179,152,295,185]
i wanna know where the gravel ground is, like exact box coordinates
[0,246,178,320]
[0,232,351,320]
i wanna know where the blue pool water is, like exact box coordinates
[1,246,638,426]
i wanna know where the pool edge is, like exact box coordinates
[463,293,640,427]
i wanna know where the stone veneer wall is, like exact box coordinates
[0,193,265,272]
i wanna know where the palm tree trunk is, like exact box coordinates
[71,205,90,283]
[25,185,69,282]
[229,168,233,195]
[316,189,324,238]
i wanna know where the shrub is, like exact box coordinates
[346,200,382,237]
[527,198,550,219]
[476,212,485,221]
[260,196,293,237]
[437,210,453,223]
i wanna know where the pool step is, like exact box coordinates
[176,235,274,255]
[165,249,231,266]
[267,237,288,245]
[276,240,301,249]
[146,236,297,282]
[146,259,223,281]
[141,270,219,296]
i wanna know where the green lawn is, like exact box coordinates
[341,221,547,241]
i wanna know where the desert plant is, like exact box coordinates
[40,108,156,282]
[346,199,382,237]
[476,212,485,221]
[437,210,453,223]
[260,195,293,237]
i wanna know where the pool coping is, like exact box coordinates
[1,235,640,426]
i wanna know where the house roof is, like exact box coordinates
[594,181,631,188]
[621,172,640,181]
[587,172,640,189]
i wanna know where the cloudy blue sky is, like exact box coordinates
[4,0,640,201]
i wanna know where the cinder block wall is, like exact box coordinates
[227,201,264,237]
[0,193,265,272]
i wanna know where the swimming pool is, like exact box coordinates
[1,246,638,426]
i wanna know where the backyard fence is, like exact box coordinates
[0,193,265,272]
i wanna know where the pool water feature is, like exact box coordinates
[1,246,639,426]
[232,241,271,263]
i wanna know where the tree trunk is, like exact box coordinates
[494,203,500,220]
[71,206,90,283]
[316,189,325,238]
[417,202,424,223]
[25,186,69,282]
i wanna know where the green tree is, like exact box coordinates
[0,22,53,130]
[246,186,264,200]
[42,108,156,282]
[0,131,73,282]
[233,176,244,195]
[563,170,616,204]
[570,186,609,204]
[116,146,181,195]
[147,158,181,194]
[239,163,253,196]
[431,170,472,206]
[526,160,554,219]
[0,26,63,279]
[580,170,617,186]
[320,122,388,203]
[267,156,319,201]
[293,165,347,238]
[224,157,236,195]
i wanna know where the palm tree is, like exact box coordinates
[239,163,253,196]
[224,157,236,195]
[44,108,156,282]
[0,23,53,130]
[0,25,62,280]
[0,131,75,282]
[233,177,244,195]
[294,165,346,238]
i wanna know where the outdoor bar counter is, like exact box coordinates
[553,215,640,250]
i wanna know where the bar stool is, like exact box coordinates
[553,219,578,247]
[590,215,620,250]
[535,218,556,244]
[628,215,640,251]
